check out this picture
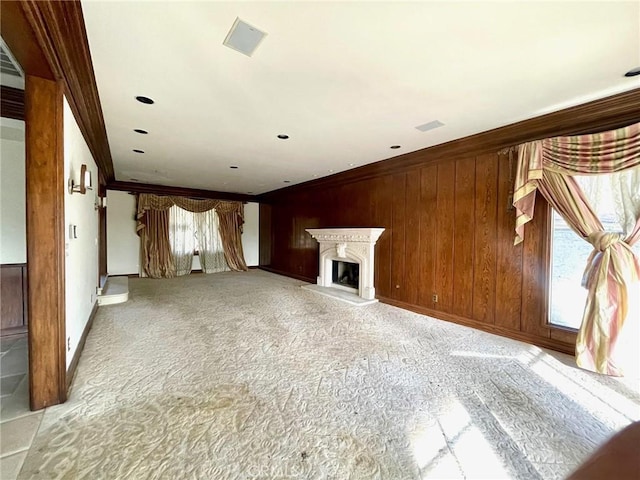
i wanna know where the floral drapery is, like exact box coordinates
[136,194,248,277]
[139,209,175,278]
[513,122,640,376]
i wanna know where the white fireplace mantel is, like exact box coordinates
[306,228,385,301]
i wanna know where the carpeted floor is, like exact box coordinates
[19,270,640,479]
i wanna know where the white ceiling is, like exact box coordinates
[81,1,640,195]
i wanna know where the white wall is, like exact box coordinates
[64,96,100,368]
[106,190,140,275]
[106,198,260,273]
[0,118,26,264]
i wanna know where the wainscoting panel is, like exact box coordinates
[452,157,475,319]
[495,153,524,332]
[0,264,28,335]
[472,153,498,325]
[417,166,438,308]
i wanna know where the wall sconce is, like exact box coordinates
[69,164,92,194]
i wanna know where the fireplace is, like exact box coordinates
[332,260,359,291]
[304,228,385,303]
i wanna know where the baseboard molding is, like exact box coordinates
[258,266,315,283]
[377,296,575,356]
[66,301,99,390]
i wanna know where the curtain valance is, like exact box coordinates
[514,122,640,245]
[136,193,243,233]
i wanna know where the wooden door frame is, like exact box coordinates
[2,0,114,410]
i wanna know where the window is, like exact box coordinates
[549,171,640,330]
[168,206,228,275]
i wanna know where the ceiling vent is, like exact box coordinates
[0,41,23,78]
[223,18,267,57]
[415,120,444,132]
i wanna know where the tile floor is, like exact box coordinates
[0,334,41,480]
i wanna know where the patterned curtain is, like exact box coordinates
[195,209,229,274]
[138,209,176,278]
[217,209,249,271]
[136,194,248,273]
[513,122,640,376]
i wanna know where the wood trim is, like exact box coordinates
[66,301,98,390]
[378,296,575,356]
[20,0,114,184]
[0,1,54,80]
[258,88,640,201]
[108,180,257,203]
[25,75,66,410]
[0,86,25,121]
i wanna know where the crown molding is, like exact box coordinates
[259,87,640,202]
[18,0,114,185]
[108,180,257,203]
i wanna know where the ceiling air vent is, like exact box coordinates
[415,120,444,132]
[0,42,23,78]
[223,18,267,57]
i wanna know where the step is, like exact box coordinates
[98,276,129,306]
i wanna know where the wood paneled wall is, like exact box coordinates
[259,89,640,355]
[260,152,568,352]
[1,264,28,336]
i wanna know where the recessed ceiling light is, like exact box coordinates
[390,145,401,149]
[283,180,290,183]
[135,96,154,105]
[625,67,640,77]
[230,166,239,169]
[134,129,148,134]
[415,120,445,132]
[328,169,334,173]
[133,149,145,153]
[348,163,355,166]
[277,134,289,140]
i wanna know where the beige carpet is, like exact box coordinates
[20,270,640,479]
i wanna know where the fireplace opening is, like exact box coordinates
[332,261,359,290]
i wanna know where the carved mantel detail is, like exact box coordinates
[306,228,385,300]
